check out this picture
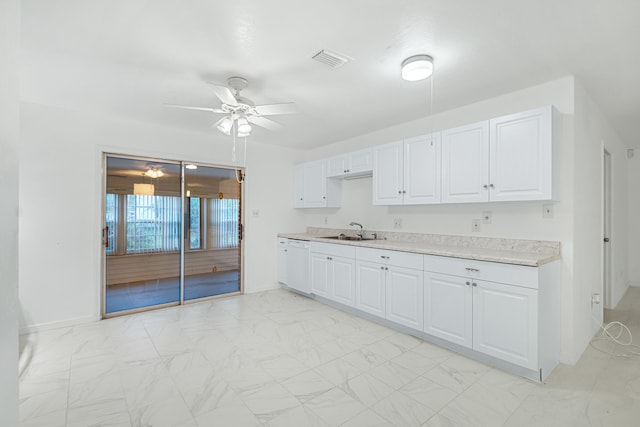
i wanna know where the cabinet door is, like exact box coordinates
[330,257,356,307]
[277,241,289,285]
[350,148,373,174]
[489,106,553,202]
[404,133,441,205]
[355,261,386,318]
[327,155,349,177]
[423,272,472,348]
[441,121,490,203]
[303,161,327,207]
[386,266,424,330]
[473,280,538,369]
[293,165,304,208]
[310,252,330,297]
[373,141,403,205]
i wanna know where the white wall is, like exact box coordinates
[0,0,20,423]
[629,157,640,287]
[19,102,305,332]
[571,81,629,360]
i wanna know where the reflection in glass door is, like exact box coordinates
[104,157,182,314]
[184,165,242,300]
[103,155,242,317]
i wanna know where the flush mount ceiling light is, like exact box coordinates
[401,54,434,81]
[185,164,198,170]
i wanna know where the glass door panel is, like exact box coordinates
[184,164,241,301]
[105,156,182,314]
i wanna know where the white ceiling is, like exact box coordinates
[21,0,640,150]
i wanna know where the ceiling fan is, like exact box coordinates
[166,77,297,137]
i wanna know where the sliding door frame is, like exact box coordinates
[101,152,245,319]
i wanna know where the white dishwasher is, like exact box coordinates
[284,239,310,294]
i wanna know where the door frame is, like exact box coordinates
[101,152,245,318]
[602,148,612,310]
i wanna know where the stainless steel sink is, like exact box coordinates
[322,235,380,241]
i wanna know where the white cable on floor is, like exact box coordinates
[590,317,640,357]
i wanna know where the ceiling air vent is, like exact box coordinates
[312,49,353,68]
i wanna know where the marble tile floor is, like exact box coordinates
[18,287,640,427]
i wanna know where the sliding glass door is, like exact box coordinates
[103,155,242,316]
[184,165,241,300]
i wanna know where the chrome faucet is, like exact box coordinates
[349,222,364,238]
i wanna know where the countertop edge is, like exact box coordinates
[277,233,561,267]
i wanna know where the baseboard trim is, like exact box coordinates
[19,315,100,335]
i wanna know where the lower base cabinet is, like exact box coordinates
[473,280,538,370]
[386,266,423,330]
[423,272,472,347]
[310,242,356,307]
[355,261,386,318]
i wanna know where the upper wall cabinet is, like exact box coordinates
[293,160,341,208]
[373,133,441,205]
[327,148,373,178]
[442,106,559,203]
[489,106,559,202]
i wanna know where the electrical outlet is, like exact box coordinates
[542,204,554,218]
[472,219,481,232]
[393,218,402,229]
[482,211,492,224]
[252,209,260,218]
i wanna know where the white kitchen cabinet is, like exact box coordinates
[293,165,305,208]
[327,148,373,178]
[293,160,341,208]
[355,260,386,318]
[277,239,289,285]
[423,254,559,377]
[423,271,472,348]
[441,106,559,204]
[310,242,356,306]
[386,265,424,330]
[356,247,423,329]
[473,280,538,370]
[489,106,558,202]
[310,252,330,297]
[372,141,404,205]
[330,257,356,306]
[373,133,441,206]
[441,121,490,203]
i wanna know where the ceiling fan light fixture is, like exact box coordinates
[217,116,233,135]
[237,117,252,135]
[401,54,433,81]
[144,168,164,178]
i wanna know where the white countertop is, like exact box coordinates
[278,228,561,267]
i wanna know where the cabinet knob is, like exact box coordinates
[398,190,402,194]
[489,184,495,189]
[483,184,488,190]
[472,282,478,287]
[380,266,385,270]
[327,257,332,260]
[466,281,470,286]
[385,267,389,271]
[284,249,288,252]
[323,196,326,199]
[403,190,407,194]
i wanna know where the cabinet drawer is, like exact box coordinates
[356,247,423,270]
[423,254,538,289]
[310,241,356,258]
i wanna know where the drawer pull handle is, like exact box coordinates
[465,267,480,273]
[380,255,390,259]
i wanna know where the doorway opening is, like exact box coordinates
[102,154,243,317]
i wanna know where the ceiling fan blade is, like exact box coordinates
[207,82,238,106]
[248,116,283,131]
[164,103,224,113]
[255,102,298,116]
